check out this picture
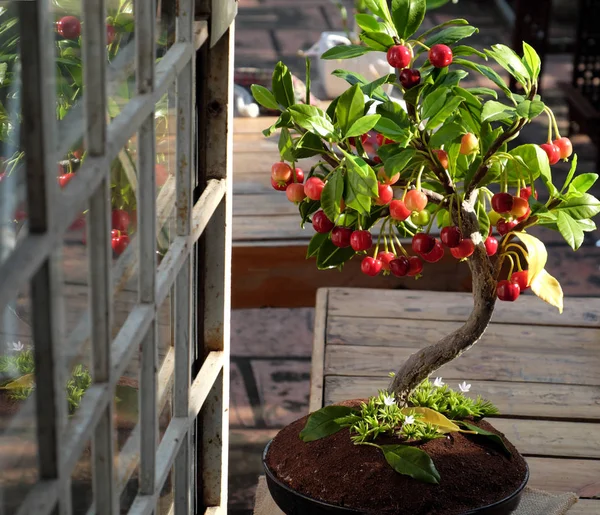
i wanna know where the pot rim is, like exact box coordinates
[262,439,530,515]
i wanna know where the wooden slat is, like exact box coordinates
[526,457,600,497]
[324,344,600,385]
[323,376,600,421]
[309,289,328,412]
[326,289,600,327]
[233,116,279,134]
[233,214,314,242]
[569,500,600,514]
[233,152,319,174]
[233,193,297,216]
[327,316,600,353]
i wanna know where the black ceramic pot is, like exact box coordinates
[263,441,529,515]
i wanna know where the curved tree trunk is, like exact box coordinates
[389,196,498,405]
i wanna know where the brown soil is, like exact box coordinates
[266,405,528,515]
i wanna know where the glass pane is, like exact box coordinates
[157,289,173,445]
[70,439,93,513]
[157,467,174,514]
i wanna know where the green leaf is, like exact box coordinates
[515,100,545,120]
[522,42,541,82]
[506,145,554,195]
[382,148,417,176]
[299,199,321,227]
[421,87,449,120]
[321,45,372,60]
[391,0,426,40]
[336,84,365,136]
[429,122,463,148]
[437,70,469,88]
[294,132,326,159]
[417,18,468,41]
[299,406,357,442]
[364,0,394,26]
[355,13,380,32]
[453,58,513,99]
[321,170,345,222]
[342,151,378,215]
[250,84,280,111]
[262,112,292,137]
[578,218,597,232]
[376,101,410,129]
[458,421,512,457]
[307,232,329,258]
[452,45,487,59]
[569,173,598,195]
[468,87,498,99]
[360,31,395,51]
[426,0,453,8]
[272,61,294,108]
[278,128,295,162]
[331,69,390,102]
[288,105,336,140]
[426,95,463,130]
[481,100,516,123]
[477,203,490,237]
[317,238,356,269]
[561,154,578,192]
[374,118,411,144]
[346,114,381,138]
[485,44,531,85]
[423,26,478,48]
[557,211,585,250]
[554,193,600,220]
[381,445,440,484]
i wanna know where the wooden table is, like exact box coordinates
[308,288,600,514]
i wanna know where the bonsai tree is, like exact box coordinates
[253,0,600,486]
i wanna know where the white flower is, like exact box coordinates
[383,394,396,406]
[6,341,23,352]
[458,381,471,393]
[433,377,445,388]
[404,415,415,425]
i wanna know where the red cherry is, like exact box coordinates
[331,227,353,248]
[449,238,475,259]
[389,256,410,277]
[373,156,382,164]
[407,256,424,276]
[377,168,400,185]
[57,16,81,39]
[399,68,421,89]
[497,280,520,302]
[497,218,518,236]
[510,196,529,218]
[111,231,130,256]
[429,44,453,68]
[540,143,561,165]
[491,192,514,214]
[460,133,479,155]
[386,45,412,69]
[375,184,394,205]
[293,168,305,184]
[553,137,573,159]
[73,148,84,160]
[350,230,372,251]
[517,207,531,222]
[304,177,325,201]
[58,173,75,188]
[312,211,335,233]
[420,240,444,263]
[286,183,306,203]
[404,190,428,212]
[271,162,292,185]
[377,251,396,271]
[510,270,529,291]
[349,134,370,147]
[433,149,449,169]
[484,236,499,256]
[106,24,117,45]
[518,186,538,201]
[271,177,287,191]
[376,133,394,147]
[440,226,462,248]
[111,209,130,231]
[412,233,435,254]
[390,200,411,221]
[361,256,383,276]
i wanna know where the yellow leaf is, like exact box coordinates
[530,269,564,314]
[401,407,460,434]
[513,232,547,284]
[0,373,35,390]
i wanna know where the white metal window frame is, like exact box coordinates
[0,0,233,513]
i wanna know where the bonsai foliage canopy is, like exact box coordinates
[251,0,600,401]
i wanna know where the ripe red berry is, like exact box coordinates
[312,210,334,233]
[349,133,370,147]
[377,168,400,185]
[553,137,573,159]
[57,16,81,39]
[517,207,531,223]
[331,227,353,248]
[405,190,428,212]
[420,240,444,263]
[375,184,394,205]
[519,186,538,201]
[540,143,561,165]
[350,230,373,251]
[460,133,479,155]
[484,236,499,256]
[491,192,514,214]
[450,238,475,259]
[386,45,412,69]
[376,133,394,147]
[361,256,383,276]
[412,233,435,254]
[111,231,130,256]
[304,177,325,201]
[429,44,453,68]
[73,148,84,160]
[407,256,424,276]
[389,256,410,277]
[293,168,305,183]
[510,270,529,291]
[390,199,411,221]
[399,68,421,89]
[497,279,520,301]
[271,177,287,191]
[106,24,117,45]
[433,149,449,169]
[58,173,76,188]
[377,251,396,271]
[497,218,518,236]
[511,196,529,218]
[440,226,462,248]
[111,209,130,232]
[286,183,306,203]
[272,161,292,183]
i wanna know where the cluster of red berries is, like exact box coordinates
[490,186,536,236]
[386,43,453,90]
[497,270,528,301]
[271,162,307,201]
[56,15,117,45]
[540,137,573,165]
[111,209,132,255]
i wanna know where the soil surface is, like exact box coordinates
[266,404,528,515]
